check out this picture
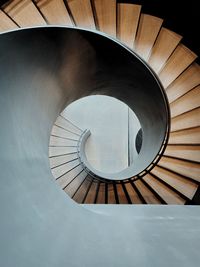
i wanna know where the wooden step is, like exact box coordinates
[56,114,83,134]
[3,0,46,27]
[148,28,182,73]
[134,179,161,204]
[171,108,200,132]
[57,164,83,189]
[51,124,80,140]
[49,153,78,168]
[35,0,73,25]
[93,0,116,37]
[124,182,143,204]
[158,156,200,182]
[73,176,92,203]
[0,9,18,31]
[116,183,129,204]
[67,0,95,29]
[84,181,98,203]
[51,158,80,178]
[64,171,88,197]
[164,145,200,163]
[170,86,200,117]
[151,166,197,199]
[107,183,116,204]
[143,174,185,204]
[49,135,79,147]
[117,3,141,49]
[169,127,200,145]
[134,14,163,61]
[158,44,197,88]
[49,146,77,157]
[96,182,106,203]
[166,63,200,103]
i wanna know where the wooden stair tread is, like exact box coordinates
[96,183,106,203]
[51,158,80,178]
[35,0,73,25]
[68,0,95,29]
[107,183,116,204]
[64,171,87,197]
[143,174,185,204]
[93,0,116,37]
[124,183,143,204]
[57,164,83,189]
[151,166,198,199]
[49,146,77,157]
[171,108,200,132]
[148,27,182,73]
[169,127,200,145]
[84,181,98,203]
[164,145,200,163]
[159,44,197,88]
[0,9,18,31]
[134,179,161,204]
[3,0,46,27]
[159,156,200,182]
[117,3,141,49]
[134,14,163,61]
[73,177,92,203]
[166,63,200,103]
[170,85,200,117]
[49,154,78,168]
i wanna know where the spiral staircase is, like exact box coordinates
[0,1,200,266]
[0,0,198,205]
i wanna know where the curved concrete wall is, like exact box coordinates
[0,27,199,267]
[0,27,168,179]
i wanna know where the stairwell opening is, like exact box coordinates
[60,95,142,174]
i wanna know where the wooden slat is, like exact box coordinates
[67,0,95,29]
[171,108,200,132]
[124,183,143,204]
[64,171,87,197]
[0,9,18,31]
[170,86,200,117]
[57,164,83,188]
[51,126,79,140]
[166,63,200,103]
[116,183,128,204]
[134,179,161,204]
[143,174,185,204]
[134,14,163,61]
[158,44,197,88]
[84,181,98,203]
[58,114,83,133]
[169,127,200,145]
[96,183,105,203]
[49,153,78,168]
[164,145,200,163]
[3,0,46,27]
[148,28,182,73]
[117,3,141,49]
[151,166,197,199]
[159,156,200,182]
[93,0,116,37]
[35,0,73,25]
[49,136,78,147]
[107,183,116,204]
[52,159,79,178]
[49,146,77,157]
[73,177,91,203]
